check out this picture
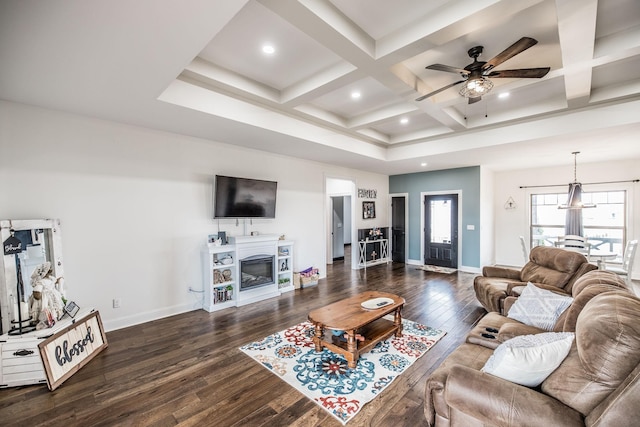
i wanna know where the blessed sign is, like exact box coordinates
[38,310,108,390]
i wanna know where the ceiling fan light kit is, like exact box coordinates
[417,37,550,104]
[459,76,493,100]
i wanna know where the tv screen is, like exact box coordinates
[214,175,277,218]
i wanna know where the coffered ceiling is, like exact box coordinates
[1,0,639,174]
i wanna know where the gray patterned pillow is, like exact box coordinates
[507,282,573,330]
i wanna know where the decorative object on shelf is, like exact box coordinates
[504,197,517,210]
[213,270,225,284]
[220,254,233,265]
[28,261,65,330]
[368,227,382,240]
[358,188,377,199]
[362,201,376,219]
[222,269,232,281]
[278,277,291,289]
[217,231,227,245]
[63,300,80,318]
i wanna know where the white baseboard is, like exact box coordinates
[103,302,199,332]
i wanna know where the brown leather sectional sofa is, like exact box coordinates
[425,270,640,426]
[474,246,597,314]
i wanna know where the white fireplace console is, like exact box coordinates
[202,235,294,312]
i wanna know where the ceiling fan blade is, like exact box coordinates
[468,96,482,104]
[482,37,538,72]
[415,80,465,101]
[487,67,550,78]
[426,64,469,75]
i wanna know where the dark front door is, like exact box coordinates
[391,196,406,263]
[424,194,458,268]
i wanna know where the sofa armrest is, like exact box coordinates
[445,365,583,427]
[498,322,545,341]
[526,282,572,295]
[506,284,526,295]
[482,266,522,280]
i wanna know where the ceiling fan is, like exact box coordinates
[416,37,550,104]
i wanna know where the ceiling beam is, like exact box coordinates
[556,0,598,108]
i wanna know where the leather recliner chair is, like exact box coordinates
[424,272,639,426]
[474,245,597,313]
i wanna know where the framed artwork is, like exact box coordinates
[362,201,376,219]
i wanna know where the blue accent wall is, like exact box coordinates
[389,166,481,268]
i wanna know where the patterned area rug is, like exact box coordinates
[421,265,457,274]
[240,318,446,425]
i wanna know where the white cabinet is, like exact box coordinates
[277,240,294,293]
[202,237,295,311]
[0,307,94,388]
[202,245,237,312]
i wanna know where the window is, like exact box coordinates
[530,190,626,256]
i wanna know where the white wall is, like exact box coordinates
[0,101,389,330]
[480,166,495,268]
[493,160,640,277]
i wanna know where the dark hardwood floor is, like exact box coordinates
[0,252,486,426]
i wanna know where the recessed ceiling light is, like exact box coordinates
[400,118,409,124]
[351,91,361,99]
[262,44,275,54]
[421,162,428,167]
[498,92,510,99]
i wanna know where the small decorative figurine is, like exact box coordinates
[28,262,65,329]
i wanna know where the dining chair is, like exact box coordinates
[602,240,638,285]
[519,236,529,264]
[555,235,591,260]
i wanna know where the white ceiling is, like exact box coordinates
[1,0,639,175]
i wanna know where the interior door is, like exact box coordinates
[424,194,458,267]
[331,196,345,260]
[391,196,406,263]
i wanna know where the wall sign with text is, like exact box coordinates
[38,310,108,390]
[358,188,377,199]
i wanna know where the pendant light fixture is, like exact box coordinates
[558,151,596,209]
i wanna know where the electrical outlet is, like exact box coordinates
[113,298,121,308]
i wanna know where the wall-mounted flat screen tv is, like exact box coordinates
[214,175,277,218]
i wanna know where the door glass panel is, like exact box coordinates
[430,200,451,243]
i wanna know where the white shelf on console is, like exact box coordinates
[202,236,295,312]
[277,240,294,293]
[203,244,237,312]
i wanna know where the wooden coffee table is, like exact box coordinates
[308,291,405,368]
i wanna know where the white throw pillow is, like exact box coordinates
[481,332,574,387]
[507,282,573,330]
